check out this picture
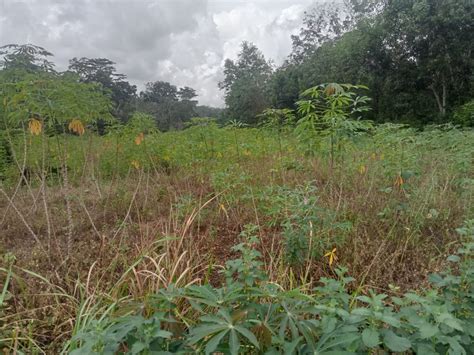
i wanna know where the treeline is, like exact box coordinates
[1,0,473,130]
[220,0,474,126]
[0,44,223,131]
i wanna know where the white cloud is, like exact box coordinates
[0,0,318,106]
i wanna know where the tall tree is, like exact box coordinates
[380,0,473,117]
[219,41,273,124]
[68,57,137,122]
[178,86,197,101]
[139,81,198,130]
[269,0,473,124]
[141,81,178,103]
[289,1,383,63]
[0,44,55,72]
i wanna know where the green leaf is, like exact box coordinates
[362,328,380,348]
[152,329,173,339]
[445,336,466,355]
[380,314,401,328]
[447,255,461,263]
[437,313,464,331]
[229,329,240,355]
[205,330,228,355]
[401,170,415,180]
[321,316,337,334]
[319,333,360,352]
[416,343,438,354]
[234,325,260,349]
[188,324,228,344]
[383,330,411,352]
[419,323,439,339]
[282,337,302,354]
[351,308,371,317]
[130,341,146,354]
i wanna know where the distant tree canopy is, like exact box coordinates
[2,0,473,133]
[138,81,199,131]
[0,44,55,73]
[221,0,474,126]
[195,105,224,123]
[219,42,273,125]
[0,44,222,133]
[68,57,137,122]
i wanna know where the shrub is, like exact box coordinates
[453,100,474,127]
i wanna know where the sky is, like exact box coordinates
[0,0,319,106]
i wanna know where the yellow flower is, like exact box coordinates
[358,165,367,175]
[68,119,85,136]
[324,248,338,266]
[134,132,144,145]
[131,160,140,169]
[28,118,42,135]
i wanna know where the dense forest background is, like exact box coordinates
[1,0,473,130]
[222,0,473,126]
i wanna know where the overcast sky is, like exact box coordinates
[0,0,319,106]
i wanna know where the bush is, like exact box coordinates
[453,100,474,127]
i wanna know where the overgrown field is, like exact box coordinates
[1,120,473,353]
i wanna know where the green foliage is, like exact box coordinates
[1,70,113,130]
[223,224,267,288]
[70,313,174,354]
[268,0,474,125]
[138,81,198,131]
[219,42,273,125]
[0,68,113,185]
[0,44,55,72]
[2,83,474,353]
[454,100,474,127]
[259,108,295,128]
[127,112,158,133]
[68,57,137,123]
[295,83,372,163]
[66,221,474,354]
[258,108,295,159]
[259,183,351,266]
[0,131,11,179]
[289,1,360,63]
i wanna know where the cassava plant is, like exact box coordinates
[258,108,295,161]
[295,83,372,167]
[0,70,112,258]
[64,220,474,354]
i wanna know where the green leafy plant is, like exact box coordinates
[453,99,474,127]
[258,108,295,160]
[295,83,372,166]
[57,218,474,354]
[276,183,351,267]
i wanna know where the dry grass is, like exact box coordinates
[0,127,472,353]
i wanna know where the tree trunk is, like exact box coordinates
[429,80,446,116]
[441,80,446,116]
